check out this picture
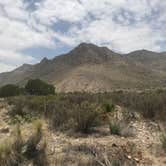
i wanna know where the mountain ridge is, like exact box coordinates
[0,43,166,92]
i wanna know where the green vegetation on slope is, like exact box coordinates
[0,79,55,98]
[0,84,22,97]
[25,79,55,96]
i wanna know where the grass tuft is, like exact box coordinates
[161,133,166,152]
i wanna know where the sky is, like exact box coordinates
[0,0,166,73]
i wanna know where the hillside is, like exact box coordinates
[0,43,166,92]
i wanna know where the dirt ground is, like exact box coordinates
[0,101,166,166]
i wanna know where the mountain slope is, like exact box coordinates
[0,43,166,92]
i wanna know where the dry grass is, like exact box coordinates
[0,120,47,166]
[59,142,138,166]
[160,133,166,152]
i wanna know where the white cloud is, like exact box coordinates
[47,0,166,52]
[0,0,56,73]
[0,0,28,20]
[0,0,166,73]
[61,19,163,53]
[0,50,36,65]
[0,15,55,51]
[33,0,86,25]
[0,49,37,73]
[0,63,15,73]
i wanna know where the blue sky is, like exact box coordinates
[0,0,166,73]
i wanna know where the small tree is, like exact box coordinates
[0,84,21,97]
[25,79,55,96]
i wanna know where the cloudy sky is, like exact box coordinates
[0,0,166,73]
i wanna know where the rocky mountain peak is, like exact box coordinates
[0,43,165,91]
[40,57,49,64]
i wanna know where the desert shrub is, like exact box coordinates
[49,96,102,133]
[0,84,22,98]
[16,95,53,116]
[109,89,166,121]
[9,97,27,117]
[73,101,101,133]
[48,100,70,130]
[135,91,166,120]
[7,96,57,123]
[25,79,55,95]
[160,133,166,152]
[4,88,166,122]
[136,94,158,119]
[7,97,36,124]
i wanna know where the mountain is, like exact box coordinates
[0,43,166,92]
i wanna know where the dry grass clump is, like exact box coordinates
[109,120,121,135]
[0,120,47,166]
[0,141,15,166]
[0,124,24,166]
[160,133,166,152]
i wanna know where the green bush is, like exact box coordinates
[25,79,55,96]
[0,84,22,98]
